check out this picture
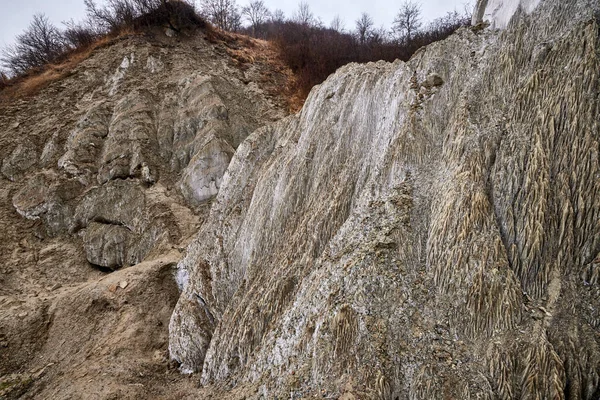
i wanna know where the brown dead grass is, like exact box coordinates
[213,30,301,113]
[246,40,303,113]
[1,25,298,113]
[0,31,136,103]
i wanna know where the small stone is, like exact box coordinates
[119,281,128,289]
[423,73,444,88]
[18,312,28,318]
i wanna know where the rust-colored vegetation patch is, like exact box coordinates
[205,29,301,113]
[0,35,120,102]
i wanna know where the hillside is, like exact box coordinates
[2,0,600,399]
[0,28,290,399]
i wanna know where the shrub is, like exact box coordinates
[1,0,207,80]
[1,14,65,76]
[62,19,101,49]
[84,0,206,34]
[199,0,242,32]
[135,0,207,32]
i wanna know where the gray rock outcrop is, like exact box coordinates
[0,30,290,400]
[170,1,600,398]
[3,34,285,270]
[473,0,542,28]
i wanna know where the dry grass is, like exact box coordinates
[211,29,300,112]
[0,33,124,103]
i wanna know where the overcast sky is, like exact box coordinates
[0,0,473,49]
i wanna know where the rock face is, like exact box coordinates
[473,0,542,28]
[2,33,285,270]
[170,1,600,399]
[0,30,289,399]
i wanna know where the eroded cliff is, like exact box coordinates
[0,29,289,399]
[1,0,599,398]
[170,0,600,399]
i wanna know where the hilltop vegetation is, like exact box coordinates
[1,1,205,77]
[1,0,470,101]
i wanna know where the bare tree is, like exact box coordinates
[293,1,315,26]
[0,71,8,87]
[392,1,422,43]
[242,0,270,36]
[200,0,241,31]
[463,2,473,20]
[62,19,99,49]
[270,9,285,23]
[230,10,242,31]
[1,13,64,75]
[424,6,471,39]
[369,25,389,44]
[84,0,135,31]
[330,15,345,32]
[354,12,374,44]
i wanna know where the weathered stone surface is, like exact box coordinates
[0,27,291,400]
[71,179,182,267]
[159,74,243,175]
[1,141,37,181]
[4,0,599,398]
[73,179,146,233]
[6,35,285,271]
[97,91,158,184]
[80,219,165,269]
[170,1,600,398]
[423,72,444,88]
[40,132,60,168]
[473,0,542,28]
[12,173,52,220]
[58,102,111,184]
[13,172,84,236]
[179,138,235,206]
[82,221,135,269]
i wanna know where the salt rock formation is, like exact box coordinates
[473,0,542,28]
[171,0,600,398]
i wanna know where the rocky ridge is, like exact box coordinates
[1,0,599,398]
